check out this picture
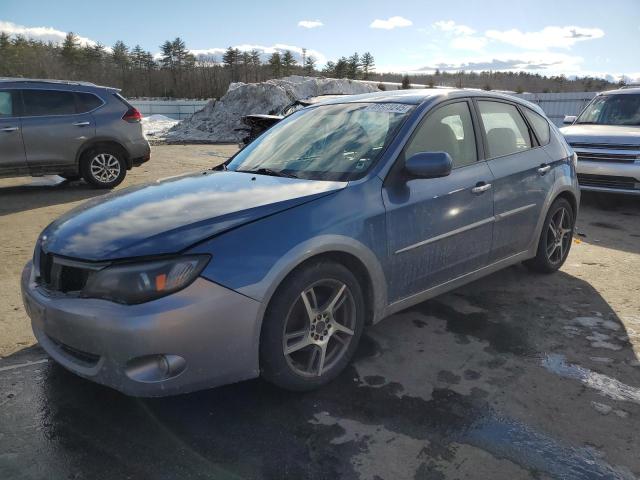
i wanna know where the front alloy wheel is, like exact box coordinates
[261,261,365,391]
[283,279,356,377]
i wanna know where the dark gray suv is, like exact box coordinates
[0,78,150,188]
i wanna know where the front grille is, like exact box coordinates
[570,142,640,151]
[37,249,95,293]
[578,173,640,191]
[576,151,638,163]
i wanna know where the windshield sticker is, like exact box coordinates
[364,103,413,114]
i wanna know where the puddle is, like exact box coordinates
[542,353,640,404]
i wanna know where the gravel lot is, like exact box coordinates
[0,145,639,479]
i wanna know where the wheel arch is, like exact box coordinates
[76,138,131,170]
[252,236,388,341]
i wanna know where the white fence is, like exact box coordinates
[130,91,597,126]
[129,99,209,120]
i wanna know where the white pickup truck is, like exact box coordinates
[561,86,640,196]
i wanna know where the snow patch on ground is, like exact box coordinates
[142,114,181,138]
[166,75,378,143]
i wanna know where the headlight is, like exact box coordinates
[81,255,210,305]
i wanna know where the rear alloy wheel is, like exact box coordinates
[525,198,574,273]
[81,148,126,189]
[261,262,365,391]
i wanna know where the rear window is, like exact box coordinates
[22,90,76,116]
[523,108,550,145]
[76,92,103,113]
[0,91,13,117]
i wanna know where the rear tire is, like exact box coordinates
[260,261,365,391]
[524,198,574,273]
[80,147,126,189]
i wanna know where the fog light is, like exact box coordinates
[125,354,186,383]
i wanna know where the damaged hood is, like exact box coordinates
[560,124,640,146]
[41,171,345,261]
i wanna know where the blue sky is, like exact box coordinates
[1,0,638,79]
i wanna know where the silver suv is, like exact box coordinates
[561,86,640,196]
[0,78,150,188]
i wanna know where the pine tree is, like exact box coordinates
[249,49,262,81]
[334,57,349,78]
[361,52,374,80]
[61,32,81,74]
[268,52,282,78]
[304,56,316,76]
[222,46,239,80]
[347,52,360,79]
[281,50,296,76]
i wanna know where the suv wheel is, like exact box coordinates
[260,261,365,391]
[81,148,126,189]
[524,198,575,273]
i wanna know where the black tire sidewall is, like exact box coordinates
[260,261,366,391]
[532,198,574,272]
[81,148,126,189]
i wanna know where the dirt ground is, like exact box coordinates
[1,145,639,479]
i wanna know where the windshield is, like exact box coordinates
[577,94,640,126]
[227,102,414,181]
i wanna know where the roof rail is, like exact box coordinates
[0,77,98,87]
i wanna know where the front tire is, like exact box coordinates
[260,261,365,391]
[524,198,575,273]
[80,147,126,189]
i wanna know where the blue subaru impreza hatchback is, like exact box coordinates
[22,89,579,396]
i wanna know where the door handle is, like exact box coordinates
[73,121,91,127]
[538,164,551,175]
[471,182,492,194]
[1,126,19,132]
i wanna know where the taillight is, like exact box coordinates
[122,107,142,123]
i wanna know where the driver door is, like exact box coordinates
[382,100,495,302]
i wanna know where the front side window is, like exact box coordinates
[577,94,640,126]
[523,108,550,145]
[405,101,477,168]
[0,91,13,117]
[227,102,413,181]
[478,101,532,158]
[22,90,76,116]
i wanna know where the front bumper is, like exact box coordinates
[21,261,262,397]
[576,160,640,195]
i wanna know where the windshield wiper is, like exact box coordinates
[237,168,299,179]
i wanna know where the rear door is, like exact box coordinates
[0,89,27,173]
[383,100,495,302]
[475,99,555,261]
[20,89,96,172]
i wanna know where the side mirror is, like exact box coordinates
[405,152,453,178]
[563,115,577,125]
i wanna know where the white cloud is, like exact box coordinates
[0,20,98,47]
[298,20,323,29]
[433,20,475,36]
[485,26,605,50]
[187,44,327,66]
[370,16,413,30]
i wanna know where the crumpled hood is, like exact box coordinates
[41,170,345,261]
[560,124,640,146]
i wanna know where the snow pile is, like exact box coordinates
[142,114,181,138]
[166,76,377,143]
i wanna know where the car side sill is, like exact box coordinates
[383,250,531,318]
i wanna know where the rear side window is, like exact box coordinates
[405,101,477,168]
[477,101,532,158]
[523,108,550,145]
[22,90,76,116]
[0,91,13,117]
[76,92,103,113]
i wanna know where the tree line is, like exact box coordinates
[0,31,617,99]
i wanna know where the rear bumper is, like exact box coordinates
[131,151,151,167]
[576,160,640,195]
[21,261,262,397]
